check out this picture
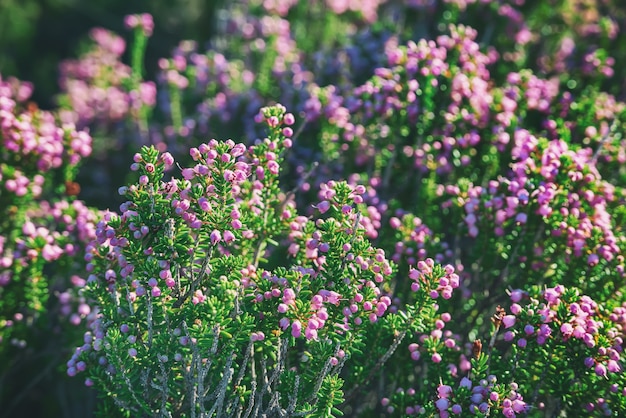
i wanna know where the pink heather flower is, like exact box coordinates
[255,166,265,180]
[223,169,235,182]
[316,200,331,214]
[223,230,236,243]
[283,113,295,125]
[283,288,296,303]
[544,288,560,304]
[560,323,573,336]
[189,147,202,161]
[607,360,621,373]
[502,315,516,328]
[438,384,452,398]
[267,161,280,175]
[291,320,302,338]
[210,230,221,245]
[512,400,526,413]
[124,14,138,29]
[311,295,323,310]
[182,168,195,180]
[231,143,246,157]
[326,291,341,305]
[305,327,318,340]
[510,303,522,315]
[267,116,280,127]
[587,253,600,266]
[510,289,524,302]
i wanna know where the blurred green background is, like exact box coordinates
[0,0,225,108]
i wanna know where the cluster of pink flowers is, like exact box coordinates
[434,377,527,417]
[243,179,397,341]
[389,213,453,266]
[381,376,527,417]
[406,309,459,363]
[124,13,154,36]
[0,73,101,354]
[324,0,386,22]
[306,24,499,177]
[442,127,625,286]
[503,285,624,376]
[153,6,314,147]
[57,27,156,130]
[1,75,92,187]
[251,0,386,22]
[408,258,460,300]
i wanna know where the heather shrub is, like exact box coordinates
[0,74,102,413]
[67,105,626,417]
[68,105,462,416]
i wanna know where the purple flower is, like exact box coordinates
[502,315,516,328]
[435,398,449,411]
